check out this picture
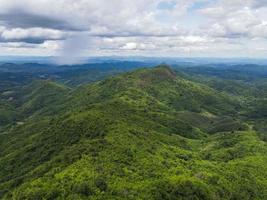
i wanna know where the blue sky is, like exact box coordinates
[158,1,179,10]
[0,0,267,63]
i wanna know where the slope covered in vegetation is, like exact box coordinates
[0,65,266,200]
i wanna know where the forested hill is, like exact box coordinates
[0,65,267,199]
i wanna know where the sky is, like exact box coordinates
[0,0,267,63]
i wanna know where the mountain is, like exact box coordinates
[0,100,18,127]
[0,66,266,199]
[19,80,70,116]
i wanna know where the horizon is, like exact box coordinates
[1,55,267,66]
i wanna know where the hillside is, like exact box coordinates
[0,66,266,199]
[0,100,18,127]
[19,80,70,116]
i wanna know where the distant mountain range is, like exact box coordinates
[1,56,267,65]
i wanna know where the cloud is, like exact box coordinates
[120,42,150,50]
[0,27,65,43]
[0,12,77,30]
[0,0,191,37]
[199,0,267,39]
[0,0,267,58]
[252,0,267,8]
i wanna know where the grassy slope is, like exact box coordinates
[0,66,266,199]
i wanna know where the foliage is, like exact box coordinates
[0,64,266,199]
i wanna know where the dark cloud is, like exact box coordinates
[0,40,38,48]
[87,30,187,38]
[252,0,267,8]
[0,37,61,44]
[0,11,80,31]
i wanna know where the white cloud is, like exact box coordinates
[40,40,61,50]
[121,42,138,50]
[199,0,267,39]
[0,0,266,58]
[1,27,65,41]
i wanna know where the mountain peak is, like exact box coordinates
[135,65,176,83]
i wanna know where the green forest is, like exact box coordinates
[0,63,266,200]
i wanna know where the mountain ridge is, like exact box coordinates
[0,65,266,199]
